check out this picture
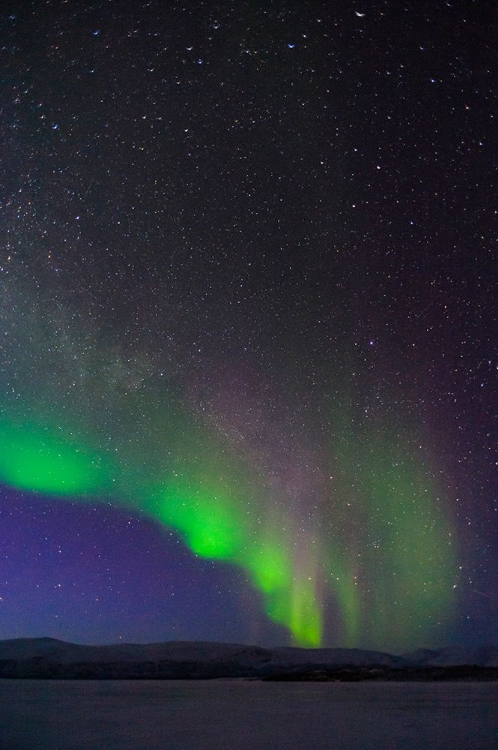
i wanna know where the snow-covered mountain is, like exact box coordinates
[0,638,496,678]
[401,645,498,668]
[0,637,400,669]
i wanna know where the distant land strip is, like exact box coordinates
[0,638,497,680]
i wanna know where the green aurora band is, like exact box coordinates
[0,379,457,650]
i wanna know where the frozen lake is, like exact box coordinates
[0,679,497,749]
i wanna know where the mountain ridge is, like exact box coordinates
[1,638,497,671]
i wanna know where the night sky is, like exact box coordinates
[1,0,497,651]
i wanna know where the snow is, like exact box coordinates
[0,637,402,667]
[402,645,498,667]
[1,679,497,749]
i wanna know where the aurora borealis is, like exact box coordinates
[0,322,456,649]
[0,271,464,650]
[1,1,496,650]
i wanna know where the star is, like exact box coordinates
[0,0,494,654]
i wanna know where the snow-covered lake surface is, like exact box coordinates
[1,679,497,749]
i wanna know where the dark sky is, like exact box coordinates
[0,0,497,651]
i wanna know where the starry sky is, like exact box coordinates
[0,0,497,651]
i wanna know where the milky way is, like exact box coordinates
[0,2,496,649]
